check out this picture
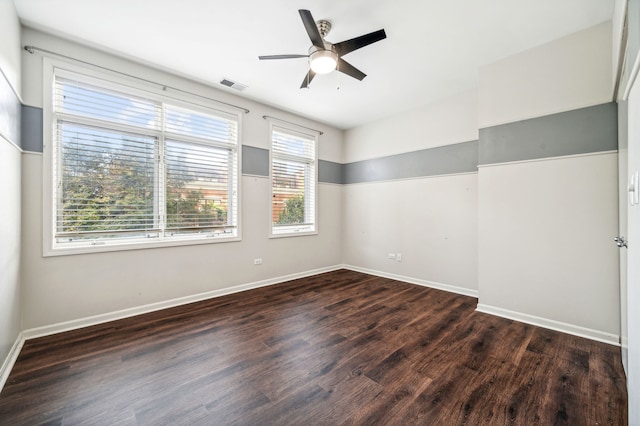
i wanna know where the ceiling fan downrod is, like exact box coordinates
[317,20,332,39]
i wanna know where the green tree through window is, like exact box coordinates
[60,127,155,235]
[277,194,305,224]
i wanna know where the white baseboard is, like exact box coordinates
[23,265,343,340]
[0,332,25,393]
[342,264,479,298]
[476,304,620,346]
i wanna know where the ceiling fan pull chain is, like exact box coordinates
[336,58,340,90]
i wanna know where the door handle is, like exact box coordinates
[615,236,628,248]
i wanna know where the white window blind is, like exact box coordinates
[51,70,239,250]
[56,122,158,240]
[165,140,237,235]
[270,126,317,236]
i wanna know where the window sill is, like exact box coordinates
[269,230,318,239]
[44,234,242,257]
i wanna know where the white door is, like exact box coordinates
[619,100,629,374]
[626,68,640,424]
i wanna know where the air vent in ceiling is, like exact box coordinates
[220,78,248,91]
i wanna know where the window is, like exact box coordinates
[270,124,317,236]
[45,63,240,254]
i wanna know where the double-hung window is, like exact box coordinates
[45,63,240,254]
[270,124,318,236]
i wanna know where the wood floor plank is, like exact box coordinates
[0,270,627,425]
[588,343,628,425]
[343,365,433,425]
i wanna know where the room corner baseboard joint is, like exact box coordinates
[0,332,25,393]
[341,264,479,298]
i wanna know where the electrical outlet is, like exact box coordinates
[396,253,402,261]
[254,258,262,265]
[388,253,396,260]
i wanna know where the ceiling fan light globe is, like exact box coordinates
[310,50,337,74]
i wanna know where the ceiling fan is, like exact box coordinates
[258,9,387,89]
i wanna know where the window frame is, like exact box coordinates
[268,120,319,238]
[42,58,242,256]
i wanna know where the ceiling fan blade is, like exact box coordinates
[299,9,325,49]
[258,54,308,60]
[300,69,317,89]
[334,29,387,56]
[337,58,366,81]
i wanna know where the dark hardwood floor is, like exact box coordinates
[0,269,627,425]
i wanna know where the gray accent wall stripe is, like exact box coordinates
[478,102,618,165]
[242,145,269,176]
[0,70,21,148]
[343,141,479,184]
[318,160,343,184]
[21,105,44,153]
[17,103,618,181]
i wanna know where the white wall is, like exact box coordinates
[477,22,620,342]
[0,0,21,91]
[343,174,478,294]
[20,28,343,330]
[0,142,22,376]
[479,21,613,128]
[478,153,619,338]
[0,0,23,382]
[344,90,478,162]
[343,91,479,294]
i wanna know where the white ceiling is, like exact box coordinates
[13,0,614,129]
